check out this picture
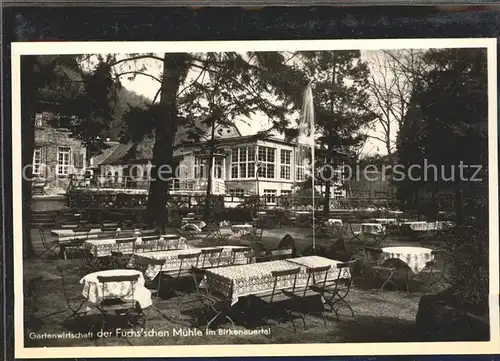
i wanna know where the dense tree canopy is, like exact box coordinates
[395,48,488,224]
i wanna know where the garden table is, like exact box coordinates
[127,245,248,280]
[231,224,253,235]
[326,219,343,226]
[85,235,188,257]
[372,218,398,225]
[399,221,428,231]
[203,256,351,306]
[80,269,152,310]
[51,228,102,237]
[380,246,434,275]
[360,223,385,235]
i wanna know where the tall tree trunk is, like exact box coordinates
[146,53,189,232]
[386,137,392,163]
[22,56,36,259]
[203,123,216,221]
[323,178,331,218]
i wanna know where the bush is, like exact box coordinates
[439,224,489,315]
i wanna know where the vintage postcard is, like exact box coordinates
[12,38,499,357]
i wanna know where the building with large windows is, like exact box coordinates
[88,124,314,206]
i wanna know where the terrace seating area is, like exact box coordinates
[24,206,455,346]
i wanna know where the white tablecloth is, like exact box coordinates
[372,218,398,225]
[52,228,102,237]
[381,246,433,274]
[85,236,188,257]
[400,221,428,231]
[326,219,343,226]
[231,225,253,235]
[361,223,385,235]
[204,256,352,305]
[127,245,248,280]
[80,269,152,309]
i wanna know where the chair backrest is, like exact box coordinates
[364,246,382,262]
[133,256,166,273]
[305,265,332,296]
[201,247,224,255]
[176,253,201,278]
[115,237,137,252]
[270,267,300,302]
[97,274,140,300]
[201,248,224,267]
[191,266,207,292]
[231,247,252,264]
[334,260,356,291]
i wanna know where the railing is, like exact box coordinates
[70,174,227,195]
[69,174,150,190]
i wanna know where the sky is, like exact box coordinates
[107,51,403,157]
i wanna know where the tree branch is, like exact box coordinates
[365,133,389,144]
[115,71,162,84]
[110,55,164,68]
[177,67,207,97]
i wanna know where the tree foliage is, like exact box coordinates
[395,48,488,221]
[297,51,374,216]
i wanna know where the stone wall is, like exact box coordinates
[33,112,87,195]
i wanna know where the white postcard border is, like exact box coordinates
[11,38,500,358]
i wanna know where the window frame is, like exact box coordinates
[295,148,306,182]
[228,188,245,197]
[56,146,72,177]
[194,157,207,179]
[280,149,291,180]
[230,146,256,180]
[263,189,277,204]
[32,148,42,175]
[257,146,276,179]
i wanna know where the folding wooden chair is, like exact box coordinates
[281,265,329,329]
[200,248,224,268]
[133,257,168,323]
[162,253,201,294]
[363,246,398,291]
[96,274,143,332]
[252,267,303,333]
[110,238,136,268]
[310,261,356,321]
[56,264,88,321]
[60,225,91,260]
[38,227,59,259]
[231,247,253,265]
[412,249,451,293]
[190,268,235,332]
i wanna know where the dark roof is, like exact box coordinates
[100,143,135,165]
[90,142,120,167]
[54,64,83,82]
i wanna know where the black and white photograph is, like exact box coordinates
[12,39,498,357]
